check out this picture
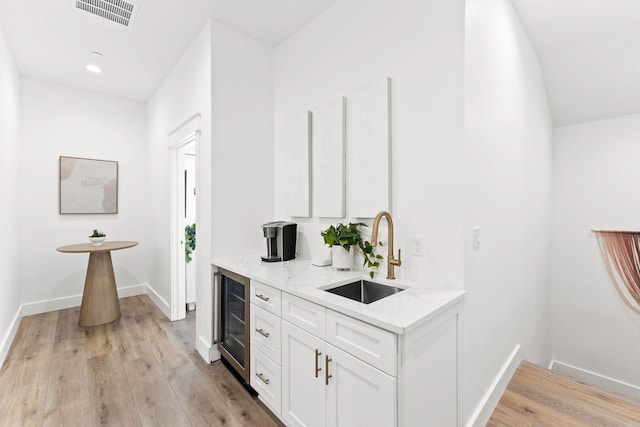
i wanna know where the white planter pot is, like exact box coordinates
[332,246,355,271]
[89,236,106,246]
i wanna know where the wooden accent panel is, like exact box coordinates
[488,361,640,426]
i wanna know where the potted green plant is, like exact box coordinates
[321,223,383,276]
[89,229,106,246]
[185,223,196,262]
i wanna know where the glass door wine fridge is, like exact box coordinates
[217,268,250,382]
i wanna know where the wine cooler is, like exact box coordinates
[217,268,250,382]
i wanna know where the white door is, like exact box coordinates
[183,149,197,306]
[171,135,197,321]
[325,344,396,427]
[282,320,326,427]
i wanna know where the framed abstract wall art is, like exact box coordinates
[59,156,118,214]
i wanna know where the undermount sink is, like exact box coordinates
[324,280,405,304]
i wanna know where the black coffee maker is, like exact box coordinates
[261,221,297,262]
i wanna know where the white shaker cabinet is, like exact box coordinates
[282,320,396,427]
[212,265,465,427]
[250,280,284,416]
[325,343,396,427]
[282,320,326,427]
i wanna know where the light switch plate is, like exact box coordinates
[412,238,424,257]
[472,227,481,251]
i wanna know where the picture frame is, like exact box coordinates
[59,156,118,214]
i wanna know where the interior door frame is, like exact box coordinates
[169,129,200,321]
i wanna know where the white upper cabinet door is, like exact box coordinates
[312,97,346,218]
[287,111,312,217]
[349,78,391,218]
[325,343,396,427]
[282,320,327,427]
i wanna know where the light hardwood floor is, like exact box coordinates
[488,361,640,426]
[0,295,282,427]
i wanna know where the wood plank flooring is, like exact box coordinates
[0,295,282,427]
[488,361,640,426]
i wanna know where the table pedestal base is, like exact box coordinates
[79,251,121,327]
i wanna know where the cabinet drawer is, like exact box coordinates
[250,304,282,363]
[251,280,281,315]
[250,346,282,417]
[326,310,397,376]
[282,293,326,340]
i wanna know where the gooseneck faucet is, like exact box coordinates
[371,211,402,280]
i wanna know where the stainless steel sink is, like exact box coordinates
[324,280,405,304]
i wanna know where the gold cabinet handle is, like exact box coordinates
[256,372,270,385]
[315,349,322,378]
[256,328,270,338]
[256,293,270,302]
[325,355,332,385]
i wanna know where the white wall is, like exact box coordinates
[0,24,21,363]
[211,21,274,258]
[148,20,274,361]
[464,0,553,423]
[274,0,465,287]
[208,21,274,359]
[147,20,212,305]
[147,21,212,358]
[552,113,640,392]
[18,78,148,308]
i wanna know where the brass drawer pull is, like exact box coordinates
[256,328,270,338]
[325,355,332,385]
[315,349,322,378]
[256,293,270,302]
[256,372,270,385]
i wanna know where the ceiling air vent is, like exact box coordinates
[73,0,138,28]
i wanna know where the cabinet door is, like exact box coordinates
[326,344,396,427]
[282,320,326,427]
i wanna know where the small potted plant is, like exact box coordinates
[321,223,383,276]
[89,229,106,246]
[321,223,362,270]
[185,223,196,262]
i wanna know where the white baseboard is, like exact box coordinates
[144,284,170,319]
[21,294,82,316]
[551,360,640,400]
[467,345,524,427]
[21,284,148,316]
[0,307,22,368]
[197,335,216,363]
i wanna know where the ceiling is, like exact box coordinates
[0,0,338,101]
[1,0,638,126]
[512,0,640,126]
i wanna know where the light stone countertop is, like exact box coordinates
[211,255,465,335]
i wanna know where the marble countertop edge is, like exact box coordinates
[211,255,466,335]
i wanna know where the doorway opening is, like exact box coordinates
[170,130,199,321]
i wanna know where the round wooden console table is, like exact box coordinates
[57,241,138,327]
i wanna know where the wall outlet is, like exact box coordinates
[412,238,424,257]
[472,227,481,251]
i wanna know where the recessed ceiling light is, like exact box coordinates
[86,64,102,73]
